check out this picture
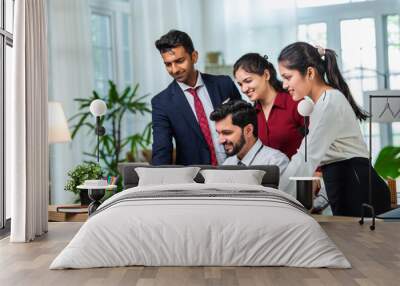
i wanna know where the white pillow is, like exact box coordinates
[200,169,266,185]
[135,167,200,186]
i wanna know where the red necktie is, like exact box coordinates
[187,87,218,166]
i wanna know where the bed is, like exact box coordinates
[50,165,350,269]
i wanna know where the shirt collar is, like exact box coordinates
[177,71,204,92]
[238,139,263,166]
[255,92,287,110]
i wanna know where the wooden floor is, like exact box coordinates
[0,219,399,286]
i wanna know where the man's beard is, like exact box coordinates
[224,133,246,156]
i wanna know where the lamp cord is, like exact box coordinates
[96,116,100,163]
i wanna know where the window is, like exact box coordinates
[387,15,400,146]
[1,0,14,231]
[393,123,400,146]
[90,1,133,95]
[387,14,400,89]
[341,18,378,104]
[91,12,114,96]
[297,0,372,8]
[121,14,131,87]
[89,0,133,143]
[340,18,381,157]
[297,22,327,47]
[5,0,13,33]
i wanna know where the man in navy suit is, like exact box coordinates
[152,30,241,165]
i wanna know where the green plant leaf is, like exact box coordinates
[92,90,101,99]
[73,98,91,103]
[71,113,90,139]
[120,86,131,102]
[64,162,103,195]
[68,111,90,122]
[374,146,400,179]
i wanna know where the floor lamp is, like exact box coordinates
[48,102,71,204]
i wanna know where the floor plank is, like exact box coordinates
[0,221,399,286]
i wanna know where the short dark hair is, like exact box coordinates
[210,100,258,137]
[155,30,195,54]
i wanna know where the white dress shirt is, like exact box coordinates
[177,72,226,164]
[280,89,369,197]
[223,139,289,175]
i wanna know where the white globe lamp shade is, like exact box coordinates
[297,96,314,117]
[90,99,107,117]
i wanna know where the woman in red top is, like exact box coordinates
[233,53,304,159]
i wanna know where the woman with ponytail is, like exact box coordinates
[233,53,305,159]
[278,42,390,216]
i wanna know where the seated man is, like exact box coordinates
[210,100,289,174]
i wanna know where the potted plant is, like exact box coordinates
[64,162,103,206]
[374,146,400,208]
[69,81,152,189]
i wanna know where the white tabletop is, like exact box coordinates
[289,177,321,181]
[77,184,117,190]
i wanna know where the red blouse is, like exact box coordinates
[256,92,305,159]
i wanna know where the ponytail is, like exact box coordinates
[324,49,368,121]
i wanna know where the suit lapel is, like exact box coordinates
[202,73,222,109]
[171,82,206,145]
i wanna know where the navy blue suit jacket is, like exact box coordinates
[151,73,241,165]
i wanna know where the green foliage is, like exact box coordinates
[69,80,152,179]
[64,162,103,194]
[374,146,400,179]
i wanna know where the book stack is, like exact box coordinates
[48,205,88,222]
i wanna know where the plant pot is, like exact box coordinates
[79,189,91,207]
[206,51,222,65]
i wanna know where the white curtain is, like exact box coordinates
[47,0,93,205]
[8,0,49,242]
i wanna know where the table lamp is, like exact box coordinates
[49,102,71,144]
[48,102,71,203]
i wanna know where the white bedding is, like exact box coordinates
[50,183,351,269]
